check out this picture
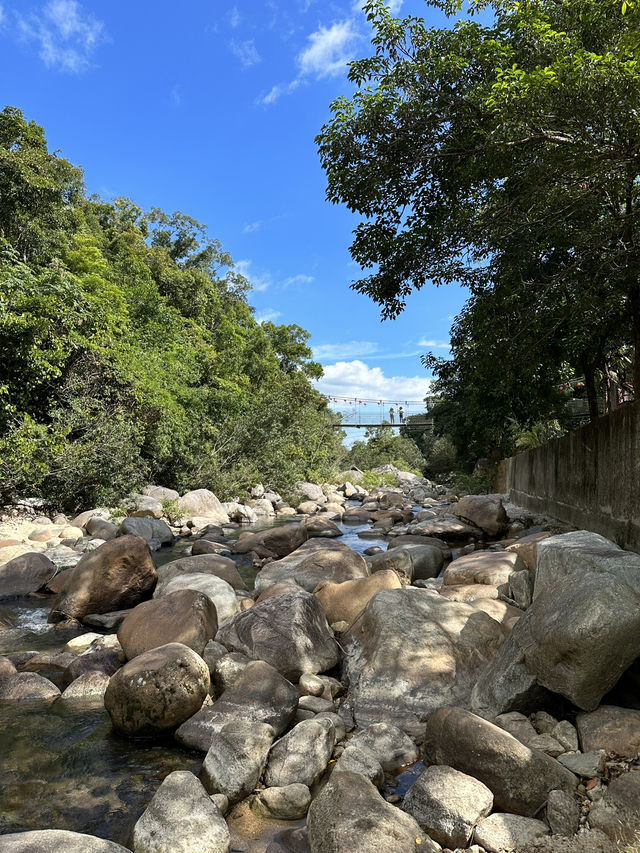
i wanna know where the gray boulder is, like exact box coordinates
[216,589,340,681]
[369,544,444,583]
[0,552,57,598]
[175,660,297,751]
[547,789,580,836]
[254,783,311,820]
[200,720,275,803]
[0,830,130,852]
[293,545,368,591]
[142,484,180,502]
[155,554,245,592]
[588,770,640,843]
[423,707,577,816]
[403,764,493,848]
[293,481,326,503]
[307,771,437,853]
[341,588,504,738]
[231,523,307,560]
[576,705,640,758]
[345,722,418,772]
[178,489,228,523]
[118,516,173,547]
[473,813,548,852]
[454,494,508,537]
[0,672,61,703]
[128,493,163,519]
[133,770,230,853]
[264,717,335,787]
[156,573,239,624]
[85,517,118,540]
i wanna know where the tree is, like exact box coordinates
[317,0,640,390]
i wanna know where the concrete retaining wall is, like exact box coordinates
[499,403,640,553]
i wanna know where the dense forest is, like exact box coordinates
[0,106,351,510]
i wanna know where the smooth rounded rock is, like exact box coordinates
[0,829,130,852]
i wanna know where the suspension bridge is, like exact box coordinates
[318,393,434,430]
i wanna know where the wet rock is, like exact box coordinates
[192,538,231,557]
[216,589,340,681]
[0,672,61,703]
[313,570,401,626]
[442,551,526,587]
[408,515,483,540]
[254,783,311,820]
[104,642,210,736]
[423,707,577,816]
[118,589,217,660]
[403,765,493,848]
[175,660,297,751]
[49,536,157,622]
[547,789,580,836]
[293,546,368,592]
[473,813,549,852]
[133,769,230,853]
[156,573,239,623]
[60,670,110,703]
[0,551,58,598]
[155,554,245,592]
[0,829,131,852]
[307,771,437,853]
[264,717,335,787]
[82,610,130,630]
[118,517,173,547]
[200,720,275,803]
[62,636,124,685]
[576,705,640,758]
[342,588,504,738]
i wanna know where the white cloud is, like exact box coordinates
[259,79,301,106]
[313,341,379,360]
[255,308,282,324]
[235,260,272,292]
[170,85,181,106]
[17,0,105,72]
[283,273,314,287]
[0,5,5,25]
[315,360,430,401]
[243,221,261,233]
[352,0,402,13]
[297,19,359,79]
[228,5,241,27]
[417,338,451,350]
[230,38,261,68]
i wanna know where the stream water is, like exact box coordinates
[0,516,391,847]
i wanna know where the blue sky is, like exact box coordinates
[0,0,467,414]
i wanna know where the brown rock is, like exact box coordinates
[454,495,508,537]
[506,532,552,573]
[155,554,245,592]
[313,570,401,625]
[576,705,640,758]
[293,546,368,592]
[442,551,526,587]
[0,552,57,598]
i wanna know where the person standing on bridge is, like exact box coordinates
[389,407,395,424]
[399,406,404,423]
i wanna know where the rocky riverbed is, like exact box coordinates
[0,469,639,852]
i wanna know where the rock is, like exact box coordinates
[133,770,230,853]
[547,789,581,836]
[62,636,124,685]
[454,495,508,537]
[527,733,565,757]
[473,813,549,852]
[156,573,239,623]
[297,695,335,713]
[118,516,173,547]
[0,656,17,682]
[264,717,335,788]
[403,765,493,848]
[408,515,483,540]
[118,589,217,659]
[0,551,57,598]
[254,783,311,820]
[202,640,230,675]
[213,652,251,693]
[535,531,640,599]
[347,722,418,772]
[506,531,552,572]
[226,503,258,524]
[0,544,35,567]
[252,498,276,516]
[557,750,606,777]
[231,523,308,560]
[71,509,108,528]
[576,705,640,758]
[333,742,384,785]
[28,527,53,542]
[0,672,61,703]
[533,711,559,734]
[0,830,131,852]
[342,588,504,738]
[472,571,640,716]
[442,551,526,587]
[104,642,210,735]
[43,546,83,572]
[175,660,297,751]
[588,770,640,842]
[60,670,110,703]
[293,546,368,592]
[297,500,321,514]
[200,719,275,803]
[64,632,103,653]
[551,720,579,752]
[128,493,164,519]
[82,610,130,630]
[307,771,437,853]
[178,489,229,523]
[509,568,534,610]
[313,571,402,626]
[369,544,444,583]
[423,707,577,816]
[49,536,157,622]
[303,516,342,538]
[299,672,325,697]
[216,589,340,681]
[439,583,501,602]
[142,484,180,502]
[293,481,326,503]
[192,539,230,557]
[82,518,119,541]
[495,712,537,746]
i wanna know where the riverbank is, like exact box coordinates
[0,467,639,852]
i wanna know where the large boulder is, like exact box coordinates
[175,660,297,751]
[454,495,508,537]
[200,720,275,804]
[85,517,118,540]
[293,545,368,592]
[341,588,504,738]
[155,554,245,592]
[216,589,340,681]
[155,573,239,623]
[307,771,437,853]
[230,523,307,560]
[535,530,640,598]
[0,830,130,852]
[473,813,549,852]
[407,515,483,541]
[253,538,343,593]
[264,717,335,788]
[506,531,552,573]
[369,544,444,583]
[104,642,210,735]
[118,516,173,548]
[293,481,326,503]
[128,493,163,519]
[0,552,57,598]
[133,770,230,853]
[472,570,640,716]
[178,489,229,523]
[443,551,526,587]
[117,589,217,659]
[0,672,61,703]
[588,770,640,843]
[142,484,180,502]
[576,705,640,758]
[313,570,402,626]
[49,536,157,622]
[423,707,577,816]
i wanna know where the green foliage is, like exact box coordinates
[344,426,426,473]
[446,470,493,496]
[0,106,343,510]
[360,470,400,489]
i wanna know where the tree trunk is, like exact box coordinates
[580,357,600,422]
